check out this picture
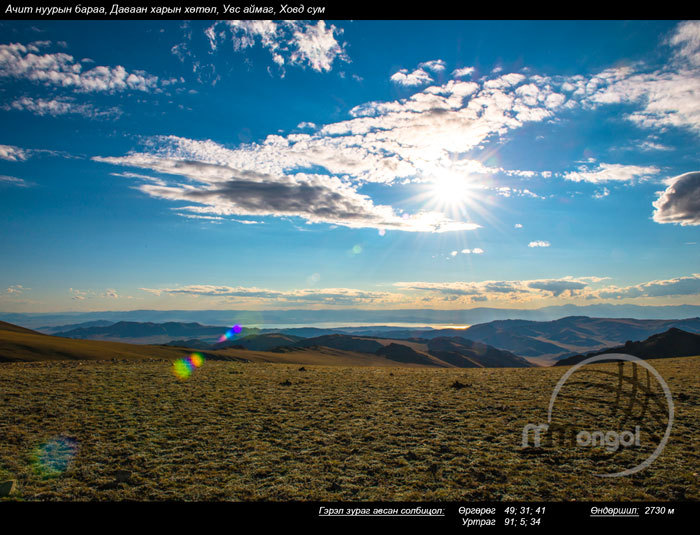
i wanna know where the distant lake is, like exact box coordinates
[251,322,471,330]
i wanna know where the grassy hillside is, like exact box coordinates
[0,327,206,363]
[0,356,697,501]
[0,324,451,368]
[0,322,532,368]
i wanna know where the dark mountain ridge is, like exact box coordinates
[555,328,700,366]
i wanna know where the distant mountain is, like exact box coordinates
[260,327,344,338]
[163,339,217,350]
[292,334,385,353]
[426,337,532,368]
[32,316,700,364]
[5,304,700,329]
[277,333,534,368]
[215,333,304,351]
[0,320,526,368]
[38,320,115,335]
[555,328,700,366]
[375,343,438,366]
[53,321,250,344]
[461,316,700,362]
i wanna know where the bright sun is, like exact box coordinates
[431,175,471,205]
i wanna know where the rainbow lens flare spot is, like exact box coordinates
[189,352,204,368]
[173,352,206,380]
[31,436,78,478]
[218,324,243,343]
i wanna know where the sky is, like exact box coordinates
[0,19,699,313]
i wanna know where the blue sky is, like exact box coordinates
[1,19,699,313]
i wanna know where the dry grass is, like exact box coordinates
[0,356,698,501]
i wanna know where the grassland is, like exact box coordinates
[0,356,698,501]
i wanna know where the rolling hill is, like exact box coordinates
[52,321,243,344]
[460,316,700,362]
[0,321,533,368]
[268,333,533,368]
[555,327,700,366]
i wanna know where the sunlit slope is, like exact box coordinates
[0,327,196,362]
[0,321,446,366]
[0,321,44,335]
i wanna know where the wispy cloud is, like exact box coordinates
[452,66,474,78]
[140,284,397,306]
[203,20,349,75]
[6,284,29,294]
[594,273,700,299]
[3,96,121,118]
[528,241,550,248]
[0,42,168,93]
[0,175,31,187]
[0,144,28,161]
[394,276,606,303]
[563,163,660,183]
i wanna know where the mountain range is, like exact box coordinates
[4,304,700,329]
[555,328,700,366]
[44,315,700,364]
[0,321,531,368]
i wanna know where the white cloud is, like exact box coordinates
[289,21,349,73]
[593,187,610,199]
[140,284,397,306]
[668,20,700,66]
[0,42,164,93]
[390,67,433,87]
[452,66,474,78]
[3,96,121,118]
[0,144,28,161]
[6,284,28,294]
[394,275,602,303]
[652,171,700,226]
[69,287,122,300]
[527,279,586,297]
[419,59,446,72]
[594,273,700,299]
[204,20,349,74]
[528,241,550,248]
[639,140,673,151]
[134,273,696,307]
[0,175,30,187]
[563,163,659,183]
[514,223,523,228]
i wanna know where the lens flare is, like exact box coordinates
[189,352,204,368]
[173,352,206,380]
[31,436,78,478]
[218,324,243,343]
